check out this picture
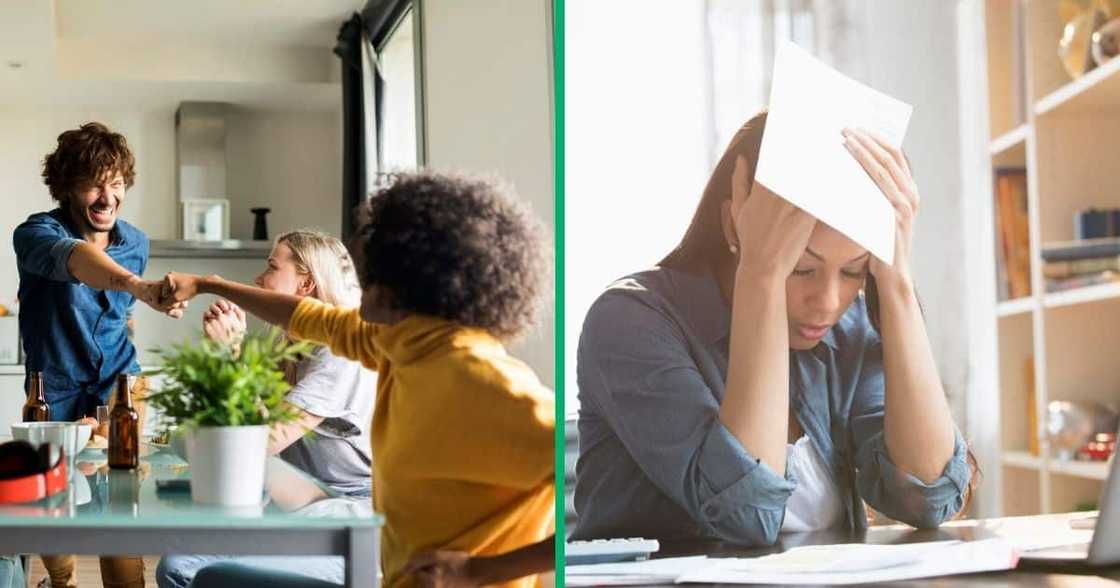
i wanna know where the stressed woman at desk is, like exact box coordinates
[572,111,977,546]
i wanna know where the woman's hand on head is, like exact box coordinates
[729,154,817,281]
[842,128,919,291]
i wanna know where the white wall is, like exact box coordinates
[855,2,976,427]
[420,0,556,388]
[225,109,343,239]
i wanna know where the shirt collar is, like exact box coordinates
[663,266,838,352]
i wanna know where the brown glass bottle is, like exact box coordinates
[22,371,50,422]
[108,374,140,469]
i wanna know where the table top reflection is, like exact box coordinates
[0,434,383,530]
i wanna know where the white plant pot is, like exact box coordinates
[185,425,269,506]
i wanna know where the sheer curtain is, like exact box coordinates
[565,0,866,412]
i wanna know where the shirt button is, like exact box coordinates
[703,503,720,519]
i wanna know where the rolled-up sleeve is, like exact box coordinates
[13,217,81,283]
[580,293,796,545]
[849,341,971,528]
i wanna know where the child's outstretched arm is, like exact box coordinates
[165,272,381,368]
[163,273,301,329]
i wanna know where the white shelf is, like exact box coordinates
[1002,451,1111,481]
[1050,457,1112,481]
[1035,55,1120,116]
[0,365,24,375]
[996,297,1034,317]
[1042,282,1120,309]
[1002,450,1042,470]
[983,0,1120,518]
[1002,450,1112,481]
[989,124,1028,156]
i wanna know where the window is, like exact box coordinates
[337,0,425,238]
[373,7,423,175]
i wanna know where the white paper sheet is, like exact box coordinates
[716,540,959,574]
[676,538,1017,585]
[755,41,913,265]
[565,556,708,587]
[973,513,1095,552]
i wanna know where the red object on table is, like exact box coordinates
[1079,432,1117,461]
[0,441,69,504]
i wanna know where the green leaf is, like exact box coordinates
[146,331,307,428]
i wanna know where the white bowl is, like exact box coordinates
[10,421,93,455]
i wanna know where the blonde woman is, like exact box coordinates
[157,230,376,588]
[204,230,376,495]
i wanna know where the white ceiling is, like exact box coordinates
[54,0,358,48]
[0,0,363,110]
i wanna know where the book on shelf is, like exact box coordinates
[993,183,1010,301]
[994,169,1031,299]
[1044,255,1120,279]
[1074,208,1120,240]
[1041,236,1120,262]
[1045,270,1120,293]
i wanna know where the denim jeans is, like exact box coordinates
[156,555,343,588]
[0,556,25,588]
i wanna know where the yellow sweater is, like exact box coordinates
[289,299,555,588]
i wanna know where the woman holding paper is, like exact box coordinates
[572,111,975,546]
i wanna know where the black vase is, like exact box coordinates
[251,208,271,241]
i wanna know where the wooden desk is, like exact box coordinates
[647,514,1120,586]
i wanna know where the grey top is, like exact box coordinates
[572,267,970,545]
[280,346,377,496]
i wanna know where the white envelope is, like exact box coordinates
[755,41,913,265]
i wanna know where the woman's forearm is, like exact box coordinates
[719,268,790,475]
[878,278,956,483]
[267,404,325,455]
[199,276,303,330]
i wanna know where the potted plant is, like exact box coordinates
[146,332,309,506]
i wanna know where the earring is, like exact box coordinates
[729,243,739,254]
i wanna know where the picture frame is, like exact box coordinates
[180,198,230,241]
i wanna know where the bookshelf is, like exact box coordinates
[985,0,1120,516]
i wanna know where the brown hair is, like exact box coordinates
[661,110,981,518]
[41,122,136,204]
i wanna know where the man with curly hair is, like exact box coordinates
[161,172,555,588]
[13,121,186,587]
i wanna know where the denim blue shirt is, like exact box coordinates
[572,267,970,546]
[13,209,147,418]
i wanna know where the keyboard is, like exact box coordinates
[566,538,661,566]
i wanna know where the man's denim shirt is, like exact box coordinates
[13,209,147,415]
[572,267,970,546]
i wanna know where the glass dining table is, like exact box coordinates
[0,435,383,588]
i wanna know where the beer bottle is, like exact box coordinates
[108,374,140,469]
[22,371,50,422]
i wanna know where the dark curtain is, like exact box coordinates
[334,13,369,242]
[336,0,411,242]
